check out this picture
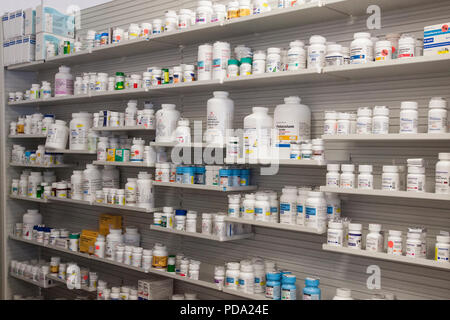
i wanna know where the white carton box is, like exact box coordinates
[36,5,75,38]
[35,32,72,60]
[24,8,36,36]
[424,22,450,56]
[23,35,36,63]
[138,279,173,300]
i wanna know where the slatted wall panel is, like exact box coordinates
[2,0,450,299]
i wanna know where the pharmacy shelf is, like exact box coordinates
[320,186,450,201]
[8,134,46,139]
[9,162,72,168]
[322,244,450,271]
[222,288,271,300]
[9,235,220,292]
[150,225,254,242]
[9,194,48,203]
[91,126,154,132]
[224,217,325,235]
[150,141,224,148]
[92,160,155,168]
[225,158,326,166]
[44,148,96,155]
[48,196,160,213]
[10,273,58,289]
[46,274,96,292]
[322,133,450,142]
[152,181,257,192]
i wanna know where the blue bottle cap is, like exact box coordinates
[175,209,187,216]
[266,272,281,281]
[305,277,320,287]
[282,274,296,284]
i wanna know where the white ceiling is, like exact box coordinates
[1,0,112,14]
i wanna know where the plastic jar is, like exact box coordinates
[375,40,392,61]
[326,164,340,187]
[252,50,266,75]
[240,57,252,76]
[398,34,415,58]
[399,101,419,134]
[265,272,281,300]
[366,224,384,252]
[152,244,168,269]
[254,194,270,222]
[356,107,372,134]
[225,262,240,289]
[45,120,69,150]
[152,19,163,34]
[266,47,281,73]
[336,112,351,135]
[151,68,162,86]
[323,111,338,135]
[197,43,213,81]
[94,236,106,258]
[155,104,180,143]
[340,164,355,189]
[238,264,254,294]
[281,274,296,300]
[350,32,373,64]
[303,277,320,300]
[279,186,297,225]
[435,235,450,262]
[197,1,213,24]
[186,213,197,233]
[305,191,327,232]
[382,165,400,191]
[387,230,403,255]
[333,288,353,300]
[436,153,450,194]
[407,166,426,192]
[428,97,448,133]
[327,221,344,247]
[358,165,374,190]
[325,44,344,66]
[70,112,92,151]
[287,40,306,70]
[175,210,187,231]
[348,223,362,249]
[164,11,178,32]
[372,106,390,134]
[106,229,123,260]
[308,35,326,69]
[136,172,154,209]
[406,232,422,258]
[55,66,74,97]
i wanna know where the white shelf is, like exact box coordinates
[9,194,48,203]
[8,134,46,139]
[45,148,96,154]
[91,126,154,132]
[150,225,253,242]
[152,181,257,192]
[222,288,271,300]
[320,186,450,201]
[48,196,160,213]
[322,244,450,270]
[225,158,326,166]
[10,272,58,289]
[92,160,155,168]
[322,133,450,142]
[150,141,224,148]
[9,235,219,291]
[224,217,325,234]
[9,162,72,168]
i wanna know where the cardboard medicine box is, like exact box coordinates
[424,22,450,56]
[99,214,122,236]
[79,230,98,254]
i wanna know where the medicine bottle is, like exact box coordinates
[337,112,351,135]
[252,51,266,74]
[279,186,297,225]
[307,35,326,69]
[436,153,450,194]
[303,277,321,300]
[186,212,197,233]
[387,230,403,255]
[326,164,340,187]
[407,166,426,192]
[406,232,422,258]
[325,192,341,220]
[399,101,418,134]
[312,139,324,161]
[228,194,241,217]
[350,32,373,64]
[428,97,448,133]
[366,224,384,252]
[323,111,338,135]
[240,57,252,76]
[287,40,306,70]
[94,235,106,258]
[225,262,240,289]
[375,40,392,61]
[340,164,355,189]
[305,191,327,232]
[356,107,372,134]
[333,288,353,300]
[327,221,344,247]
[358,164,373,190]
[372,106,390,134]
[266,47,281,73]
[55,66,74,97]
[382,165,400,191]
[242,193,256,220]
[398,34,415,58]
[348,223,362,249]
[227,1,239,19]
[281,274,296,300]
[254,194,270,222]
[238,263,254,294]
[435,235,450,262]
[325,44,344,66]
[266,272,281,300]
[227,59,240,77]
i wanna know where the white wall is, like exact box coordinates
[1,0,111,14]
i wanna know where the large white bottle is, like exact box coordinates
[273,96,311,159]
[205,91,234,145]
[155,104,180,142]
[83,164,102,202]
[243,107,273,162]
[23,209,43,240]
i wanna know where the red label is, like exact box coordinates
[388,241,394,248]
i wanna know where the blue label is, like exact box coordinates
[424,41,450,49]
[228,208,235,214]
[327,206,333,214]
[297,205,303,214]
[238,279,245,286]
[351,54,366,60]
[290,154,297,159]
[305,207,316,216]
[212,58,221,67]
[270,207,278,213]
[226,277,235,284]
[280,203,290,213]
[255,208,263,214]
[198,61,205,68]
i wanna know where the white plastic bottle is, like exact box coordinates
[70,112,92,151]
[287,40,306,71]
[356,107,372,134]
[243,107,273,161]
[279,186,297,225]
[71,170,84,200]
[273,96,311,159]
[324,111,338,135]
[350,32,373,64]
[326,164,340,187]
[308,35,326,69]
[45,120,69,150]
[387,230,403,255]
[296,187,311,226]
[197,43,213,81]
[366,224,384,252]
[173,119,191,144]
[382,165,400,191]
[375,40,392,61]
[254,194,270,222]
[325,44,344,66]
[407,166,426,192]
[205,91,234,145]
[125,178,138,206]
[333,288,353,300]
[242,193,256,220]
[358,165,373,190]
[83,164,102,202]
[155,104,180,143]
[398,34,415,59]
[266,47,281,73]
[325,193,341,220]
[340,164,355,189]
[212,41,231,80]
[372,106,390,134]
[252,51,266,75]
[136,172,154,209]
[305,191,327,232]
[327,220,344,247]
[406,232,422,258]
[428,97,448,133]
[399,101,418,134]
[436,153,450,194]
[55,66,74,97]
[348,223,362,249]
[130,138,145,162]
[125,100,138,126]
[435,235,450,262]
[22,209,43,240]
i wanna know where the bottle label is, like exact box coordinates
[303,293,320,300]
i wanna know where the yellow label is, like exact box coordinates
[239,8,251,17]
[152,256,168,268]
[278,135,298,141]
[76,124,84,128]
[245,209,254,214]
[227,10,239,19]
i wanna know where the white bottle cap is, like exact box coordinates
[401,101,418,110]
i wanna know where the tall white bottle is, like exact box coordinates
[205,91,234,145]
[243,107,273,162]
